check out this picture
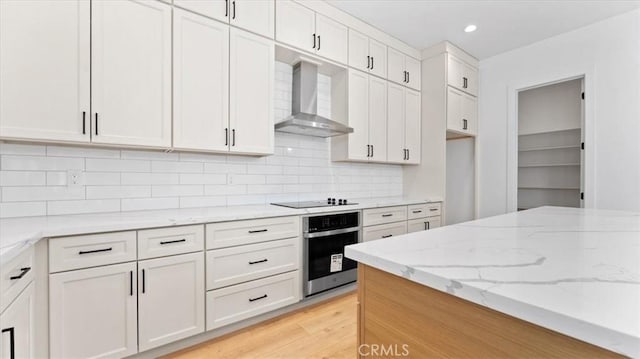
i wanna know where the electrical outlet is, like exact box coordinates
[67,170,84,187]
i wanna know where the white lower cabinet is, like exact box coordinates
[362,221,407,242]
[49,262,138,359]
[0,282,35,359]
[138,252,205,352]
[206,271,300,330]
[407,217,442,233]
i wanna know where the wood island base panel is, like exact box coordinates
[357,264,623,358]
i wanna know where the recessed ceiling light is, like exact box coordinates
[464,25,477,33]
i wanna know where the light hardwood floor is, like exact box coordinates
[165,292,358,359]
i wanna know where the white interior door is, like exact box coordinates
[275,0,315,52]
[368,76,387,162]
[0,283,34,359]
[229,28,274,155]
[231,0,274,38]
[138,252,205,352]
[0,0,90,143]
[173,0,229,23]
[49,262,138,359]
[386,82,405,163]
[348,29,369,72]
[91,0,172,148]
[368,38,387,79]
[315,14,348,64]
[173,9,229,152]
[387,47,405,85]
[347,70,370,161]
[404,88,421,164]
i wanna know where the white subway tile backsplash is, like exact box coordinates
[0,61,402,218]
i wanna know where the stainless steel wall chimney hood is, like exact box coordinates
[275,61,353,138]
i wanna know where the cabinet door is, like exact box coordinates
[347,70,370,161]
[447,54,465,91]
[387,47,405,85]
[49,262,138,359]
[0,283,34,359]
[275,0,315,52]
[173,9,229,152]
[138,252,205,352]
[462,92,478,135]
[173,0,229,23]
[463,62,479,96]
[447,87,464,133]
[348,29,369,72]
[229,28,274,155]
[0,0,90,143]
[368,77,387,162]
[232,0,274,38]
[386,82,405,163]
[404,88,421,164]
[315,14,348,64]
[405,55,421,91]
[91,0,171,148]
[368,38,387,79]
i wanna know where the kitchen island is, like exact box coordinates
[345,206,640,358]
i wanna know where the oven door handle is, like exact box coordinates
[303,227,360,239]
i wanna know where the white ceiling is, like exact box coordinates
[326,0,640,59]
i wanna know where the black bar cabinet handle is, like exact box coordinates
[82,111,86,134]
[317,35,321,51]
[370,56,374,70]
[248,229,268,234]
[225,0,228,17]
[130,271,133,296]
[407,71,410,83]
[249,259,268,265]
[381,214,393,217]
[225,128,228,146]
[9,267,31,280]
[381,234,393,238]
[160,238,186,245]
[232,0,236,19]
[366,145,370,157]
[370,145,373,157]
[249,294,268,302]
[463,77,468,88]
[463,119,468,130]
[94,113,99,135]
[430,208,438,211]
[2,327,15,359]
[412,210,422,214]
[312,33,316,49]
[78,247,112,255]
[232,129,236,146]
[142,269,146,294]
[407,149,410,160]
[367,55,370,69]
[426,221,431,230]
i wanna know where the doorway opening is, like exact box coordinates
[517,77,585,210]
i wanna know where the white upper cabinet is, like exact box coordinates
[368,76,388,162]
[229,28,275,155]
[387,47,421,90]
[91,0,172,148]
[447,87,477,136]
[387,83,421,164]
[174,0,274,38]
[138,252,205,352]
[348,29,387,78]
[275,0,315,52]
[0,0,90,143]
[447,54,478,96]
[276,0,347,64]
[345,70,370,161]
[173,9,229,152]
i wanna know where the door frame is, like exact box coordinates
[506,71,594,212]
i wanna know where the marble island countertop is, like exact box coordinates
[345,206,640,357]
[0,196,437,262]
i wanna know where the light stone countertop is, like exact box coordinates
[345,206,640,357]
[0,197,437,263]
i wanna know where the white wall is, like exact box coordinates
[478,9,640,216]
[518,78,582,135]
[0,62,403,218]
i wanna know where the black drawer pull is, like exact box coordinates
[249,259,268,265]
[248,229,268,234]
[381,214,393,217]
[2,327,15,359]
[9,267,31,280]
[78,247,112,255]
[412,210,422,214]
[249,294,268,302]
[160,239,186,245]
[382,234,393,238]
[429,208,438,211]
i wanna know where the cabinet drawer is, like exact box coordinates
[138,225,204,260]
[362,206,407,226]
[407,203,429,219]
[206,216,299,249]
[407,216,442,233]
[206,271,300,330]
[362,222,407,242]
[49,231,137,273]
[207,238,299,290]
[424,202,442,217]
[1,246,34,313]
